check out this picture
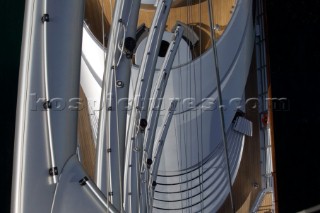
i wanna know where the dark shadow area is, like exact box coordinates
[0,0,25,212]
[158,40,170,57]
[267,0,320,212]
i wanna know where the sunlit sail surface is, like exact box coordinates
[11,0,276,212]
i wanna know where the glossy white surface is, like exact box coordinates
[11,0,85,212]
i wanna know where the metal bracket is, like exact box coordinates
[43,100,52,110]
[116,81,124,88]
[49,166,58,176]
[79,176,89,186]
[41,14,50,23]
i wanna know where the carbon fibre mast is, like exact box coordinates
[123,0,173,211]
[95,0,141,211]
[140,25,184,213]
[11,0,262,212]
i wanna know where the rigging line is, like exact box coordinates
[50,154,76,213]
[176,6,184,209]
[127,2,172,211]
[176,46,183,201]
[145,15,185,213]
[188,1,194,211]
[191,3,204,211]
[185,1,191,211]
[188,0,204,211]
[116,24,126,66]
[198,0,205,212]
[179,48,188,211]
[80,177,119,213]
[189,1,194,211]
[194,58,203,212]
[50,181,59,213]
[173,108,181,191]
[206,0,235,212]
[182,3,190,209]
[101,1,128,212]
[43,0,58,184]
[100,1,110,212]
[176,47,185,209]
[109,2,131,212]
[113,2,138,211]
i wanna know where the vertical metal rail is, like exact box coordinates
[148,100,178,210]
[113,1,141,210]
[95,0,123,192]
[140,26,184,212]
[207,0,235,212]
[95,0,124,211]
[123,0,173,212]
[42,0,58,184]
[95,0,122,203]
[96,0,141,212]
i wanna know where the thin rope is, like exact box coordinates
[198,1,204,212]
[192,2,204,211]
[177,9,184,209]
[189,1,201,212]
[207,0,235,212]
[186,1,192,211]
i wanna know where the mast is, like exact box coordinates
[148,100,178,210]
[12,0,86,212]
[140,25,184,212]
[95,0,141,211]
[123,0,173,211]
[207,0,242,211]
[42,0,59,184]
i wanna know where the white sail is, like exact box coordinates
[11,0,276,212]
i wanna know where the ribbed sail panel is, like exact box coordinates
[78,0,254,211]
[152,126,245,212]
